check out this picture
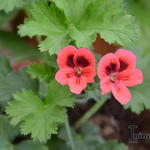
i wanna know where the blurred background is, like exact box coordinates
[0,0,150,150]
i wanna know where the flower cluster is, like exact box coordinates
[55,46,143,105]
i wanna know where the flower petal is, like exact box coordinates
[117,69,143,87]
[100,77,111,95]
[68,76,87,94]
[111,81,131,105]
[98,53,120,79]
[55,68,75,85]
[57,45,77,68]
[74,48,95,67]
[115,49,136,72]
[82,66,96,83]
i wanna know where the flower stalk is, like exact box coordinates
[75,98,107,129]
[65,119,76,150]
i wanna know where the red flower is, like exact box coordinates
[55,46,96,94]
[98,49,143,104]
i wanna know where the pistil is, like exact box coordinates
[110,72,118,82]
[76,67,82,75]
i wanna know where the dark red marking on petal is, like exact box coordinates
[66,72,75,78]
[76,56,90,67]
[66,55,74,67]
[119,59,128,72]
[105,63,117,75]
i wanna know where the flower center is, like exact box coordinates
[76,67,82,75]
[110,73,118,82]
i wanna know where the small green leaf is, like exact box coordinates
[0,68,38,104]
[46,81,74,107]
[0,10,18,28]
[0,0,24,13]
[6,80,74,142]
[0,115,19,141]
[0,115,19,150]
[98,140,128,150]
[16,140,48,150]
[27,63,56,82]
[0,31,41,61]
[0,55,12,78]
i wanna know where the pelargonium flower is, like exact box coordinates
[55,46,96,94]
[98,49,143,104]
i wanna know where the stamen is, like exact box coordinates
[76,67,82,76]
[110,73,118,82]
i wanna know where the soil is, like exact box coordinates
[68,98,150,150]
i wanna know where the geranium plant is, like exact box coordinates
[0,0,150,150]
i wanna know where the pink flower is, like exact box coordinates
[55,46,96,94]
[98,49,143,105]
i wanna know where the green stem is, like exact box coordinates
[65,119,76,150]
[75,98,107,129]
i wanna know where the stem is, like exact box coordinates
[65,119,76,150]
[75,98,107,129]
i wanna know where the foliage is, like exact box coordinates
[123,0,150,113]
[16,140,48,150]
[0,115,19,142]
[18,0,137,54]
[0,55,12,77]
[0,56,38,105]
[6,80,74,142]
[58,123,128,150]
[0,115,47,150]
[0,31,41,61]
[124,52,150,114]
[27,63,56,82]
[18,1,70,55]
[0,10,18,28]
[0,0,24,13]
[126,0,150,55]
[0,0,149,149]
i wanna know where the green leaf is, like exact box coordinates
[0,115,47,150]
[46,81,74,107]
[16,140,48,150]
[47,136,67,150]
[0,115,19,150]
[0,31,41,61]
[124,54,150,114]
[18,0,137,54]
[6,80,74,142]
[0,115,19,141]
[98,140,128,150]
[0,68,38,104]
[18,1,70,55]
[55,0,138,48]
[0,11,18,28]
[126,0,150,55]
[27,63,56,82]
[0,0,24,13]
[0,55,12,78]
